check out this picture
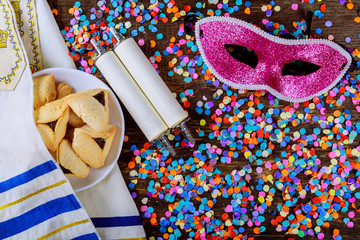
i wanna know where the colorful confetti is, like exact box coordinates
[58,0,360,239]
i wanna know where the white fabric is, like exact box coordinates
[77,165,146,239]
[35,0,75,69]
[34,0,146,239]
[0,0,98,239]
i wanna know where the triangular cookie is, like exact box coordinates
[64,92,109,132]
[78,88,109,112]
[34,98,68,123]
[72,125,116,168]
[57,139,90,178]
[36,108,70,152]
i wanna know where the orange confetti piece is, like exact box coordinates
[332,211,339,219]
[244,7,250,15]
[128,161,135,169]
[253,227,261,234]
[88,58,94,66]
[150,40,156,48]
[333,110,341,117]
[354,16,360,23]
[51,8,58,15]
[322,222,330,228]
[150,218,157,225]
[207,10,215,16]
[172,6,179,13]
[346,0,354,9]
[155,55,162,62]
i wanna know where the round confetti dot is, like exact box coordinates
[60,1,360,239]
[325,20,332,27]
[138,38,145,46]
[291,4,298,10]
[346,2,354,9]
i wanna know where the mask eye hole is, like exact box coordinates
[282,60,320,76]
[224,44,258,69]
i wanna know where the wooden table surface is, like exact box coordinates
[47,0,360,239]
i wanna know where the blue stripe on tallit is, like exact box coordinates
[91,216,143,228]
[0,194,81,239]
[0,160,57,194]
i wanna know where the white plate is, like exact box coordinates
[33,67,125,192]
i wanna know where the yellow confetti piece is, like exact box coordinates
[266,195,273,202]
[130,170,138,177]
[168,134,175,141]
[327,115,334,122]
[329,189,335,196]
[135,156,142,163]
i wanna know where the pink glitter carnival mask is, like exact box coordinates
[195,16,352,102]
